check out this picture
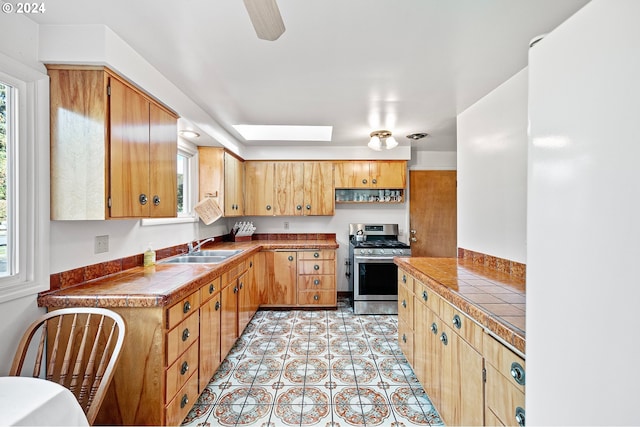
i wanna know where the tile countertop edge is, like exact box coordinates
[394,257,526,356]
[38,240,339,310]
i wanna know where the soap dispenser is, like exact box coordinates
[143,243,156,267]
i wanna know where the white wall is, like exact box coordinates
[527,0,640,424]
[457,69,528,263]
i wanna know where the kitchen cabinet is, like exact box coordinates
[398,271,415,365]
[484,335,526,427]
[199,277,222,391]
[48,65,178,220]
[245,161,334,216]
[297,250,337,307]
[239,254,260,334]
[263,251,297,306]
[198,148,244,217]
[220,261,247,359]
[334,160,406,189]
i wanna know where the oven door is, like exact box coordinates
[353,256,398,301]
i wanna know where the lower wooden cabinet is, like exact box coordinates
[297,250,336,307]
[199,278,222,391]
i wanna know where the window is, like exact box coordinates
[0,81,10,276]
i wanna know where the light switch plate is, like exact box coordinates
[95,235,109,254]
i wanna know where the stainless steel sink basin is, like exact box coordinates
[189,249,243,257]
[160,249,243,264]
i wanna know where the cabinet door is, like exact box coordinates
[109,77,150,218]
[245,162,275,215]
[303,162,334,215]
[199,293,221,391]
[237,271,251,335]
[224,153,244,216]
[149,103,177,217]
[198,147,225,206]
[274,162,304,215]
[334,161,370,188]
[220,281,238,359]
[414,299,441,408]
[370,161,406,189]
[270,252,297,305]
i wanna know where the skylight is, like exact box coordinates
[233,125,333,141]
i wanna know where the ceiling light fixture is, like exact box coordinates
[368,130,398,151]
[179,130,200,139]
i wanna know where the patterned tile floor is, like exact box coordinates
[182,300,443,427]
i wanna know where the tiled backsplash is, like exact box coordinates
[49,233,337,291]
[457,247,526,281]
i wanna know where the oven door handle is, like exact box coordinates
[354,256,398,261]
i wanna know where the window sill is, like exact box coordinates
[140,216,198,227]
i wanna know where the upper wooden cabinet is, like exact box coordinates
[245,161,334,216]
[198,148,244,217]
[334,160,406,189]
[48,65,178,220]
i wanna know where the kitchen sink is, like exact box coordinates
[159,249,243,264]
[188,249,243,257]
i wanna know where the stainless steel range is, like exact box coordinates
[348,223,411,315]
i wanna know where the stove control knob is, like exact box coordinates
[380,249,386,254]
[392,249,398,254]
[367,249,373,254]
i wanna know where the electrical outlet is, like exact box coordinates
[95,235,109,254]
[284,221,289,230]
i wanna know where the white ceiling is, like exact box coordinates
[28,0,589,152]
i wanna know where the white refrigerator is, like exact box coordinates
[527,0,640,425]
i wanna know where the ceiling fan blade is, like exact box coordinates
[243,0,286,41]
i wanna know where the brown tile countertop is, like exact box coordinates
[394,257,526,356]
[38,240,338,310]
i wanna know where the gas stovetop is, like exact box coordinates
[352,239,410,248]
[351,239,411,256]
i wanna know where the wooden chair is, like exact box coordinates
[9,308,125,425]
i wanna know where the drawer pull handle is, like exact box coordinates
[422,290,428,301]
[402,333,407,343]
[288,255,294,261]
[182,328,190,342]
[313,279,320,285]
[180,394,189,409]
[209,283,215,294]
[314,252,320,258]
[430,323,438,335]
[183,301,191,314]
[402,274,406,283]
[180,361,189,375]
[401,299,407,308]
[440,332,448,346]
[215,301,220,311]
[452,314,462,329]
[313,294,319,301]
[313,264,320,270]
[515,407,525,427]
[510,362,526,385]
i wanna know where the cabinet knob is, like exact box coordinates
[139,194,148,205]
[288,255,294,261]
[402,333,407,343]
[183,301,191,313]
[239,282,243,290]
[402,299,407,308]
[313,264,320,270]
[296,205,302,210]
[215,300,220,311]
[372,178,377,184]
[180,361,189,375]
[452,314,462,329]
[182,328,190,342]
[209,283,215,294]
[510,362,526,385]
[266,205,271,210]
[422,290,428,301]
[440,332,448,346]
[180,394,189,409]
[515,407,525,427]
[250,261,253,267]
[233,286,238,294]
[362,179,367,184]
[153,195,160,206]
[313,252,320,258]
[306,204,311,210]
[313,294,319,301]
[410,237,417,242]
[430,323,438,335]
[402,274,406,283]
[313,279,320,285]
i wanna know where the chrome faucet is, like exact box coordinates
[188,237,215,253]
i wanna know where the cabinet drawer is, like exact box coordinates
[167,290,200,330]
[298,260,335,275]
[200,277,221,303]
[165,369,199,427]
[298,275,335,290]
[166,312,200,366]
[398,270,414,293]
[484,335,526,393]
[398,318,413,364]
[298,250,336,260]
[297,290,336,306]
[398,283,414,329]
[485,364,525,427]
[414,280,441,316]
[441,301,483,352]
[165,339,199,402]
